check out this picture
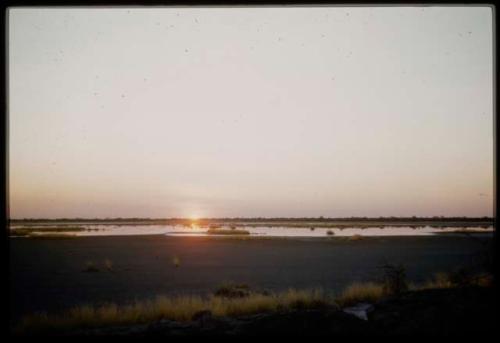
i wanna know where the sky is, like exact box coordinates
[8,6,494,219]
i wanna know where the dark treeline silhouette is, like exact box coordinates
[9,216,494,223]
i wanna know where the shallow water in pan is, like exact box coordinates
[9,224,494,237]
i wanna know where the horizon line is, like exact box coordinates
[9,216,495,221]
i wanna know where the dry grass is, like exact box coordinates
[417,271,493,290]
[172,256,180,268]
[475,273,494,287]
[15,288,334,334]
[13,268,495,335]
[419,272,454,290]
[335,282,385,307]
[9,227,85,237]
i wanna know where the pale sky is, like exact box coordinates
[8,6,494,218]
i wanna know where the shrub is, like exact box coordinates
[214,283,251,298]
[447,267,473,287]
[380,263,408,295]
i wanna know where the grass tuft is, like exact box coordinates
[418,271,493,290]
[172,256,180,268]
[420,272,454,290]
[336,282,385,307]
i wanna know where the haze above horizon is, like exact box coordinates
[8,6,494,218]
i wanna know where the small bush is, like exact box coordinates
[380,263,408,295]
[447,267,473,287]
[214,283,251,298]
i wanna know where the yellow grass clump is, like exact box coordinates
[419,272,454,290]
[475,273,493,287]
[335,282,385,307]
[417,271,493,290]
[172,256,180,267]
[15,288,334,335]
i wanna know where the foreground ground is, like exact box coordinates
[13,286,496,336]
[79,287,496,336]
[10,234,491,325]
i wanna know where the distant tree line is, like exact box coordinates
[9,216,494,223]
